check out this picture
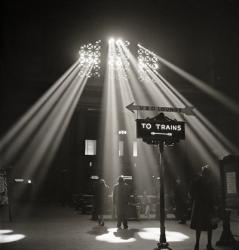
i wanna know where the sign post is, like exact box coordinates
[136,113,185,250]
[158,141,168,248]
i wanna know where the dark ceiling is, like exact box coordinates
[1,0,239,145]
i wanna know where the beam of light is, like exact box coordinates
[147,65,238,149]
[12,64,93,201]
[121,43,190,184]
[0,230,26,244]
[99,39,121,186]
[115,41,160,193]
[0,61,81,168]
[119,41,157,119]
[120,41,234,180]
[21,65,92,176]
[100,38,159,194]
[143,64,239,168]
[104,41,157,194]
[0,46,94,203]
[118,41,165,190]
[108,38,115,43]
[95,228,136,243]
[138,228,189,242]
[146,65,239,158]
[100,40,132,187]
[137,63,234,177]
[115,43,138,170]
[139,45,237,162]
[138,44,239,116]
[116,38,122,44]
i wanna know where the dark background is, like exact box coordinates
[2,0,239,132]
[1,0,239,200]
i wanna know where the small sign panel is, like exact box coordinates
[221,155,239,209]
[126,102,194,116]
[226,172,237,194]
[136,119,185,142]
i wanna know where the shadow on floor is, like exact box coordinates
[113,228,140,240]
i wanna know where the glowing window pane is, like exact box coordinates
[85,140,96,155]
[119,141,124,157]
[133,141,138,157]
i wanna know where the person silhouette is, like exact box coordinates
[95,178,109,226]
[142,190,151,219]
[174,178,188,224]
[113,176,130,229]
[190,165,218,250]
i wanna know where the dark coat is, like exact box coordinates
[94,181,109,215]
[113,182,129,211]
[174,182,188,219]
[190,176,217,231]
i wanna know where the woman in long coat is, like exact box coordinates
[190,165,218,250]
[95,179,109,226]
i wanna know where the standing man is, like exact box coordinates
[113,176,129,229]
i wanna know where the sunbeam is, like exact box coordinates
[139,44,239,116]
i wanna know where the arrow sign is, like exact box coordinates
[151,132,172,136]
[126,102,194,116]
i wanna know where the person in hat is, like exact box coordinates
[113,176,130,229]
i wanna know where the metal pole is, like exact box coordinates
[156,142,170,249]
[6,169,13,222]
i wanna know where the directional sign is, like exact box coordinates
[136,115,185,145]
[151,132,172,136]
[126,102,194,116]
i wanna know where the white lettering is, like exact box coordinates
[155,124,161,129]
[166,125,171,130]
[142,123,152,129]
[146,123,151,129]
[141,122,182,132]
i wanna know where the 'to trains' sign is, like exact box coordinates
[136,114,185,144]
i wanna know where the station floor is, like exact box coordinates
[1,205,239,250]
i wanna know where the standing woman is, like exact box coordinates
[190,165,218,250]
[95,178,110,226]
